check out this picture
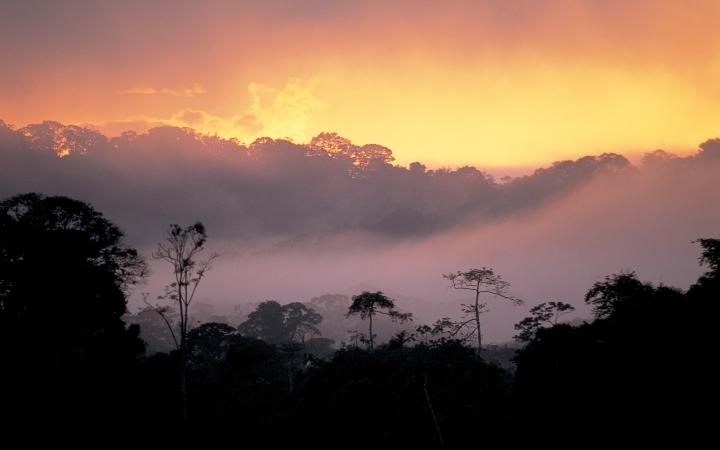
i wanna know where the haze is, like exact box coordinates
[2,121,718,342]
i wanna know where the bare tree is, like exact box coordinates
[152,222,218,423]
[443,268,522,355]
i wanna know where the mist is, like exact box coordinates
[1,120,719,342]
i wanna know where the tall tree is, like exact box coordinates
[346,291,412,350]
[152,222,218,423]
[443,268,522,355]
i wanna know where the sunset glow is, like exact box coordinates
[2,0,718,167]
[2,2,720,440]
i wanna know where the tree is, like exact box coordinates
[0,193,146,429]
[584,271,653,320]
[0,193,146,356]
[186,322,237,368]
[282,301,322,345]
[346,291,412,350]
[238,300,323,392]
[238,300,322,346]
[238,301,286,344]
[514,301,575,342]
[152,222,218,423]
[443,268,522,355]
[695,237,720,273]
[688,236,720,301]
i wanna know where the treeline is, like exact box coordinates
[0,192,716,444]
[5,120,719,245]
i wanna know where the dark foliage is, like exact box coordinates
[0,193,146,441]
[513,263,716,438]
[1,191,716,443]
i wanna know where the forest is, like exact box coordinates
[4,0,720,445]
[0,191,716,445]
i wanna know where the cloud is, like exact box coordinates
[247,78,327,140]
[118,83,207,97]
[103,79,326,142]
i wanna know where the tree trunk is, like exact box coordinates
[475,288,482,356]
[368,312,374,350]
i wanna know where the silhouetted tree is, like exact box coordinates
[346,291,412,350]
[0,193,146,433]
[444,268,522,355]
[688,237,720,304]
[238,300,322,346]
[282,302,323,346]
[695,237,720,273]
[152,222,218,423]
[415,324,434,344]
[514,301,575,342]
[584,271,652,319]
[187,322,237,366]
[238,301,286,344]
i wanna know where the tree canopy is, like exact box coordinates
[238,300,323,345]
[346,291,412,349]
[0,192,147,436]
[513,301,575,342]
[0,193,146,358]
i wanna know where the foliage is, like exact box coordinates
[584,271,653,319]
[0,193,146,436]
[0,193,146,355]
[346,291,412,349]
[2,191,717,443]
[238,300,323,345]
[152,222,218,349]
[695,237,720,273]
[151,221,218,423]
[513,301,575,342]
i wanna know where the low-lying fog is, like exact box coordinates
[2,121,718,342]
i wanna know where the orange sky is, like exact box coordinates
[1,0,719,167]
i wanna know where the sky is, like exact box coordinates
[2,0,719,168]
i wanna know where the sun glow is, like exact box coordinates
[1,0,718,168]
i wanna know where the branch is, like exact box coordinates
[143,294,179,350]
[477,290,524,305]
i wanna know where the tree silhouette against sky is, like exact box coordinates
[346,291,412,350]
[443,268,522,355]
[152,222,218,424]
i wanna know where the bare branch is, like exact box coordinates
[143,293,179,350]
